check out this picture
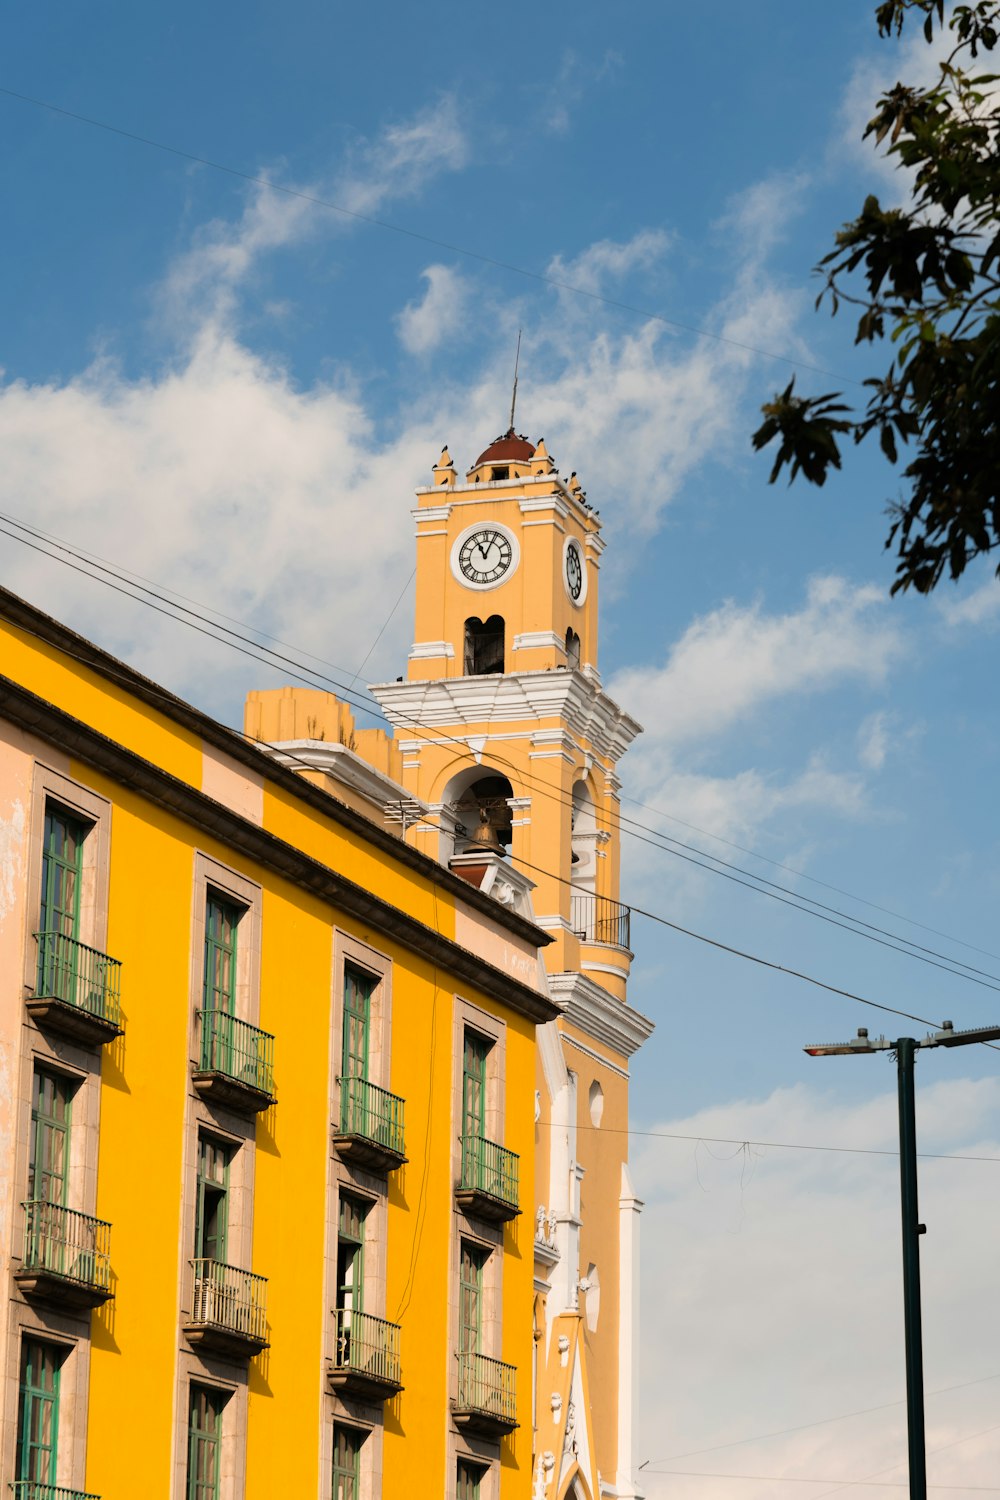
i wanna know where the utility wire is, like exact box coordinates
[548,1120,1000,1165]
[636,1470,998,1490]
[642,1373,1000,1466]
[4,512,1000,1034]
[0,85,862,387]
[622,792,1000,968]
[6,505,995,995]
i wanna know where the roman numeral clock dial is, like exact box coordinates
[452,524,519,589]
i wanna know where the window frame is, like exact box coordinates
[331,1424,363,1500]
[186,1382,226,1500]
[16,1338,61,1486]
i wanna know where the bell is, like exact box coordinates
[470,802,503,852]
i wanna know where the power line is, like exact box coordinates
[636,1470,998,1490]
[0,84,862,387]
[6,504,996,998]
[642,1374,1000,1467]
[556,1121,1000,1165]
[621,793,1000,968]
[4,512,1000,1039]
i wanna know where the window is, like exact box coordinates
[37,804,87,997]
[489,465,509,481]
[29,1068,72,1205]
[195,1137,230,1263]
[457,1459,485,1500]
[342,966,373,1083]
[459,1240,485,1356]
[16,1340,61,1486]
[464,616,505,676]
[332,1425,362,1500]
[203,893,240,1015]
[187,1384,224,1500]
[462,1032,489,1144]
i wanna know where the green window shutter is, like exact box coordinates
[462,1031,489,1141]
[336,1194,366,1315]
[29,1068,72,1206]
[342,966,373,1082]
[195,1137,230,1263]
[459,1240,484,1355]
[187,1384,224,1500]
[457,1459,484,1500]
[37,805,86,996]
[332,1425,361,1500]
[203,894,240,1014]
[16,1339,60,1484]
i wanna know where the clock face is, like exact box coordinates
[565,540,585,603]
[457,527,515,587]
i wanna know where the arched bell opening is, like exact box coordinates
[442,764,515,861]
[565,626,581,670]
[464,615,505,676]
[570,779,598,893]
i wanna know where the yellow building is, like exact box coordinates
[0,580,560,1499]
[250,427,654,1500]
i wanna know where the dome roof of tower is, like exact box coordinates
[474,429,536,466]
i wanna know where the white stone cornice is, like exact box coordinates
[548,971,654,1058]
[513,631,565,652]
[368,670,643,765]
[411,503,453,522]
[408,640,455,660]
[262,739,427,816]
[519,495,572,519]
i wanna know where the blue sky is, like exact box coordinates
[3,3,999,1491]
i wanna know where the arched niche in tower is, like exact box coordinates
[570,777,598,895]
[464,614,505,676]
[441,763,515,862]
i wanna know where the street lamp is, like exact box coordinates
[804,1020,1000,1500]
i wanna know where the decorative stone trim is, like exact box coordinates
[548,972,654,1058]
[408,640,455,659]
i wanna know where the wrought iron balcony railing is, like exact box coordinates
[194,1009,275,1111]
[329,1308,402,1399]
[569,891,631,949]
[187,1258,268,1356]
[17,1201,112,1309]
[29,931,122,1041]
[456,1135,519,1222]
[10,1485,102,1500]
[455,1350,517,1434]
[334,1076,406,1171]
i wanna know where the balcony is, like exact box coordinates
[328,1308,403,1402]
[184,1258,268,1359]
[15,1202,113,1310]
[455,1135,519,1224]
[10,1486,101,1500]
[26,931,123,1046]
[453,1350,517,1437]
[333,1076,407,1175]
[569,892,631,950]
[192,1010,276,1115]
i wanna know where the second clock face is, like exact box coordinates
[458,527,515,587]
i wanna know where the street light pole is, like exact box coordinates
[895,1037,926,1500]
[804,1020,1000,1500]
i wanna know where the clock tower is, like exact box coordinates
[370,428,653,1500]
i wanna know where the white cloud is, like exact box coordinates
[858,709,890,770]
[162,96,469,331]
[542,47,623,136]
[547,228,671,297]
[937,579,1000,630]
[633,1078,1000,1499]
[396,265,468,356]
[613,576,901,757]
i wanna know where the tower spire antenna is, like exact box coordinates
[508,329,521,434]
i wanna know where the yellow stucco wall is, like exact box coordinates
[1,606,542,1498]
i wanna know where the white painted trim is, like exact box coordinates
[561,1033,630,1080]
[519,495,571,518]
[512,631,565,652]
[415,527,448,537]
[412,503,453,522]
[616,1162,645,1500]
[368,669,643,763]
[581,959,631,982]
[261,739,424,813]
[407,640,455,660]
[548,971,654,1057]
[521,517,567,534]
